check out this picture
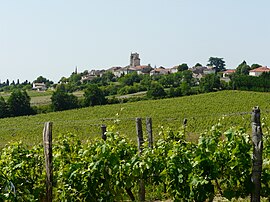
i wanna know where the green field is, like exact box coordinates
[1,90,270,148]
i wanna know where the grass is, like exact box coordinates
[1,90,270,148]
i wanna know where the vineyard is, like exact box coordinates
[1,90,270,148]
[1,90,270,201]
[0,117,270,201]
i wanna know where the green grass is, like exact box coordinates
[1,90,270,148]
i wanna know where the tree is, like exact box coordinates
[51,85,79,111]
[182,70,193,85]
[118,72,141,86]
[180,81,191,96]
[84,84,106,107]
[195,63,202,67]
[7,90,34,116]
[208,57,226,72]
[147,82,166,99]
[0,96,9,118]
[235,61,250,75]
[200,74,221,92]
[178,63,189,72]
[250,64,261,70]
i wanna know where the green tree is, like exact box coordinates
[177,63,189,71]
[200,74,221,92]
[195,63,202,67]
[250,63,261,70]
[180,81,191,96]
[182,70,193,84]
[51,85,79,111]
[84,85,106,107]
[147,82,166,99]
[208,57,226,72]
[118,72,141,86]
[235,61,250,75]
[0,96,9,118]
[7,90,34,116]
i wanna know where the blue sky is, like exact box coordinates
[1,0,270,82]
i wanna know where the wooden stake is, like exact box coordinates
[43,122,53,202]
[146,117,153,149]
[251,107,263,202]
[101,124,107,140]
[136,118,145,201]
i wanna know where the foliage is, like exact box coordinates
[250,63,261,70]
[177,63,189,71]
[200,73,221,92]
[0,124,269,201]
[146,82,166,99]
[180,81,191,96]
[235,60,251,75]
[231,74,270,92]
[51,85,79,111]
[83,84,106,107]
[118,72,142,86]
[208,57,226,72]
[7,90,35,117]
[0,96,9,118]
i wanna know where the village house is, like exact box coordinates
[222,69,236,78]
[150,67,170,76]
[133,64,153,74]
[32,82,47,91]
[249,66,270,76]
[170,66,179,74]
[113,67,136,77]
[81,69,105,82]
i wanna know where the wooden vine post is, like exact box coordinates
[146,117,153,149]
[251,107,263,202]
[101,124,107,140]
[43,122,53,202]
[136,118,145,201]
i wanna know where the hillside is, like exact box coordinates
[1,90,270,148]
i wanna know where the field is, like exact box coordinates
[1,90,270,148]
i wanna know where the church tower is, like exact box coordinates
[130,52,140,68]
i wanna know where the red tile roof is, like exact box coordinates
[223,69,235,74]
[250,66,270,72]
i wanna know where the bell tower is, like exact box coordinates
[130,52,140,68]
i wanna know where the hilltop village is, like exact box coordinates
[79,52,268,84]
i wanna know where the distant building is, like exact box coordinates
[32,83,47,91]
[150,67,170,76]
[249,66,270,76]
[133,64,153,74]
[170,66,179,74]
[81,69,105,82]
[222,69,235,78]
[130,52,140,68]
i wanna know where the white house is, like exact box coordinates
[249,66,270,76]
[32,83,47,91]
[170,66,179,74]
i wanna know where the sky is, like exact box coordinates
[1,0,270,82]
